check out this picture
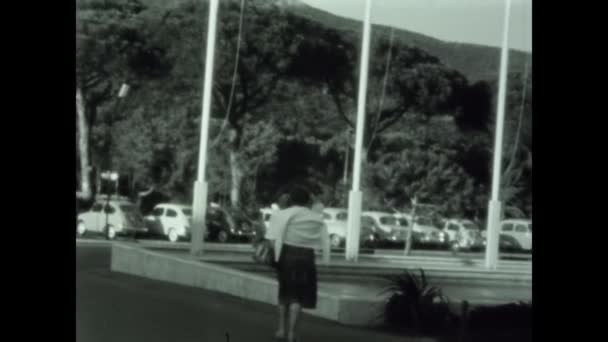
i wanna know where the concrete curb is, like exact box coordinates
[110,243,530,327]
[110,243,375,325]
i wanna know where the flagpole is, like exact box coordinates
[485,0,512,269]
[346,0,373,261]
[191,0,220,256]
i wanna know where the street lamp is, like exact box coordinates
[102,83,129,240]
[345,0,373,262]
[485,0,512,270]
[191,0,220,256]
[102,171,119,239]
[110,172,119,195]
[343,128,353,185]
[118,83,130,98]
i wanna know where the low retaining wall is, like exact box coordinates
[111,243,385,325]
[110,243,530,326]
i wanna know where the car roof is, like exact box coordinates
[416,203,439,209]
[362,211,394,217]
[393,213,412,218]
[95,194,130,200]
[323,207,347,213]
[502,219,531,224]
[95,199,133,205]
[446,219,475,224]
[155,203,191,209]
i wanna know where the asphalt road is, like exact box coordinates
[76,244,433,342]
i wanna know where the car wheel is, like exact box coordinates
[361,240,374,249]
[450,240,460,252]
[511,239,523,251]
[499,235,520,252]
[77,221,86,237]
[330,234,342,248]
[218,230,229,243]
[168,228,178,243]
[106,226,116,240]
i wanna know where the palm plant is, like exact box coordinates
[380,269,455,334]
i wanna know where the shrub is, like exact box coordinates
[380,268,457,335]
[465,301,532,342]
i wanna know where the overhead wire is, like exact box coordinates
[211,0,247,148]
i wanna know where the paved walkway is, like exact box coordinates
[77,245,435,342]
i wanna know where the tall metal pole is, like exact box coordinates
[343,130,350,185]
[191,0,220,256]
[346,0,373,261]
[485,0,512,269]
[104,84,129,240]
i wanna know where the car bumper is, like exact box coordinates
[415,234,447,243]
[360,235,377,244]
[231,230,256,238]
[122,227,148,233]
[378,236,405,244]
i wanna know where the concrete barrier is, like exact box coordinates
[144,247,531,287]
[121,240,532,260]
[111,243,385,325]
[110,243,531,327]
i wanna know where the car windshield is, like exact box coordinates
[416,217,432,226]
[463,222,479,230]
[379,216,397,225]
[416,205,438,217]
[182,209,192,216]
[397,218,409,227]
[361,217,374,226]
[323,213,331,220]
[120,204,136,212]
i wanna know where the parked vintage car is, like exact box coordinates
[322,211,381,249]
[145,203,193,242]
[362,211,408,244]
[499,219,532,251]
[205,206,258,243]
[412,215,448,248]
[77,196,147,239]
[442,219,486,251]
[321,208,349,247]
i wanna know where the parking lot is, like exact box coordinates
[76,197,532,257]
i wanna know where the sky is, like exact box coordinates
[298,0,532,52]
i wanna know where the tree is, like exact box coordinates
[281,24,472,213]
[367,128,482,255]
[368,139,478,217]
[500,63,532,218]
[76,0,171,200]
[450,58,533,218]
[131,0,298,208]
[453,80,494,132]
[285,25,469,158]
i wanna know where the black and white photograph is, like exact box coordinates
[76,0,532,341]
